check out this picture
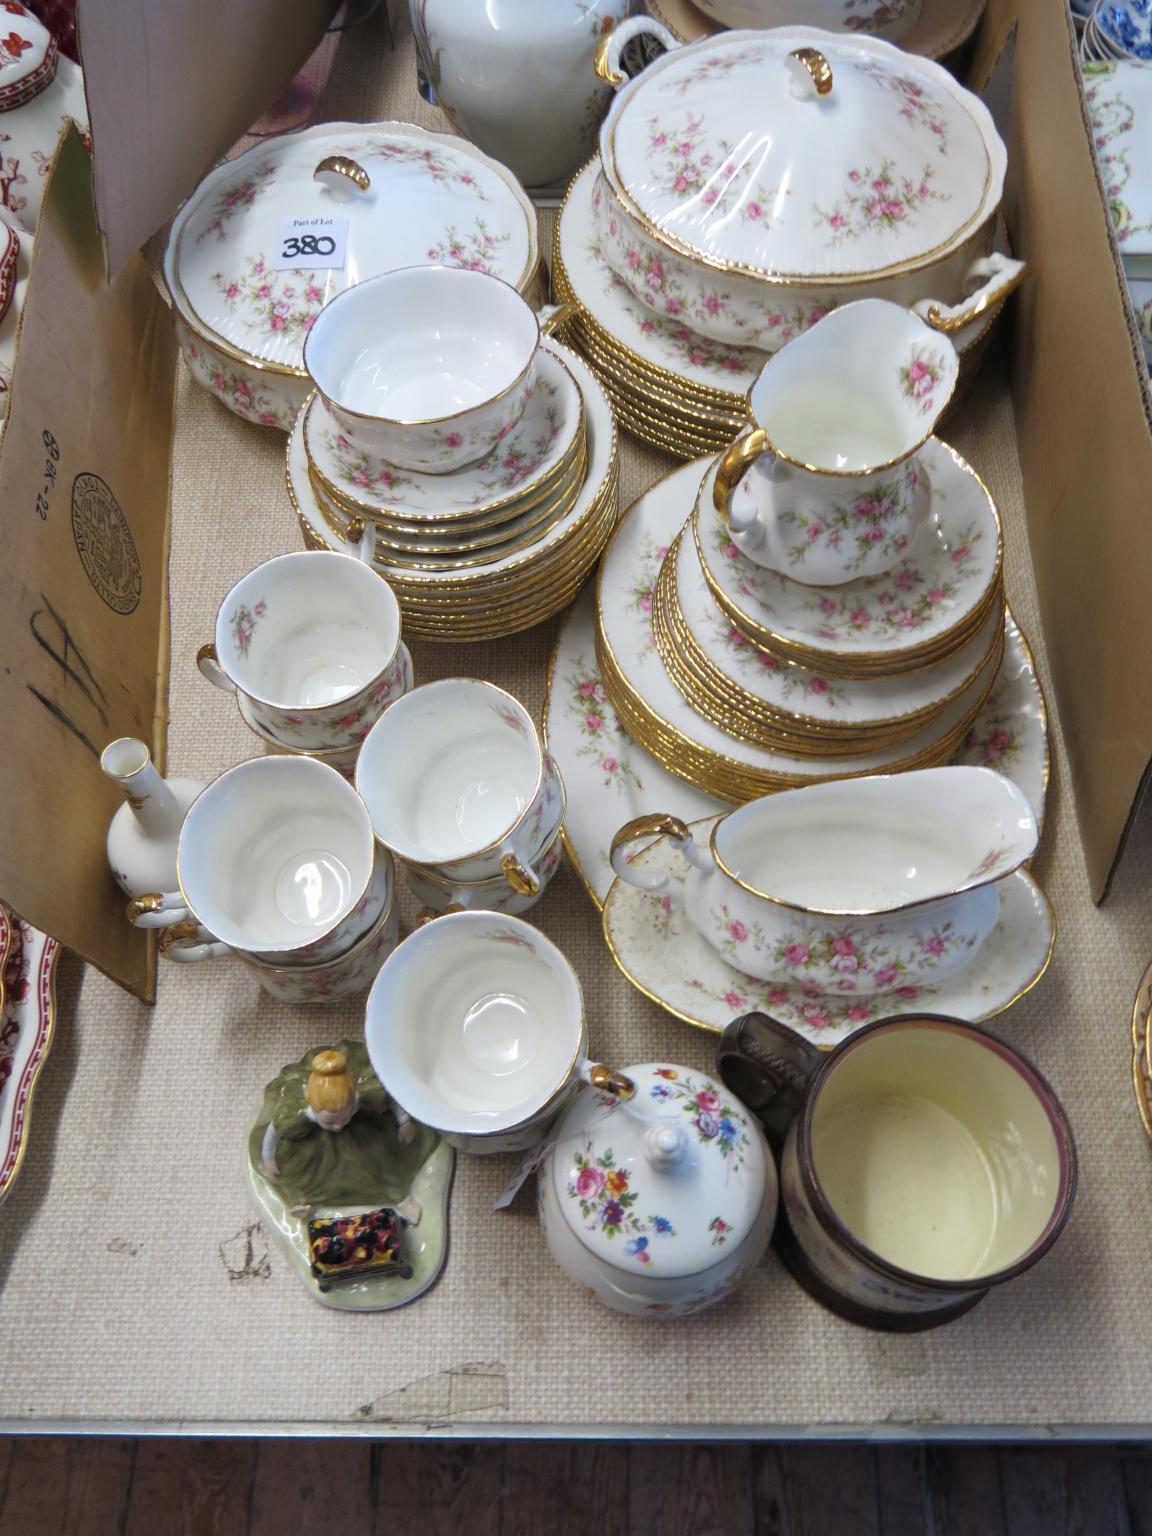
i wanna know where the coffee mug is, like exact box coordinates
[160,881,399,1001]
[197,550,411,751]
[303,264,574,470]
[717,1011,1076,1331]
[365,910,632,1154]
[127,757,389,966]
[356,678,565,890]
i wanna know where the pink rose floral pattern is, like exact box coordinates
[816,160,946,246]
[644,115,785,231]
[711,516,986,641]
[179,332,296,430]
[425,216,510,274]
[265,650,410,750]
[660,45,770,99]
[860,62,953,155]
[211,255,327,342]
[899,345,948,416]
[844,0,920,31]
[708,902,982,994]
[321,432,425,501]
[229,599,266,659]
[195,160,277,243]
[776,470,919,577]
[705,609,849,712]
[562,658,643,792]
[1084,65,1152,248]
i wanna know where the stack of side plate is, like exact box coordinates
[593,447,1009,802]
[288,341,619,642]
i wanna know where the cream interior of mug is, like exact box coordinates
[179,760,373,950]
[713,766,1038,913]
[305,266,538,424]
[357,683,540,861]
[364,916,581,1132]
[810,1022,1064,1282]
[216,552,399,709]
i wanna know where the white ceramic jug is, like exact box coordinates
[410,0,637,193]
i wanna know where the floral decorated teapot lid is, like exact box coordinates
[545,1062,767,1278]
[599,27,1003,283]
[164,120,539,377]
[0,3,59,111]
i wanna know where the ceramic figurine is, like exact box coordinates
[101,737,203,900]
[537,1060,777,1316]
[410,0,636,195]
[246,1041,455,1311]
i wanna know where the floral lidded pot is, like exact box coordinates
[163,120,539,432]
[590,21,1027,353]
[537,1062,777,1317]
[410,0,638,196]
[0,1,88,238]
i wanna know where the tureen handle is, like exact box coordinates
[126,890,193,930]
[716,1012,823,1150]
[914,254,1028,337]
[581,1062,636,1100]
[313,155,372,202]
[609,813,714,898]
[594,16,679,89]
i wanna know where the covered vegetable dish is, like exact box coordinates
[537,1061,776,1316]
[164,121,540,431]
[591,20,1026,352]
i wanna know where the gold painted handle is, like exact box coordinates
[500,853,540,898]
[588,1063,636,1100]
[157,920,203,956]
[788,47,833,97]
[314,155,371,198]
[415,904,466,928]
[126,892,165,923]
[539,301,579,339]
[609,812,691,865]
[594,15,679,88]
[713,428,769,528]
[922,260,1030,335]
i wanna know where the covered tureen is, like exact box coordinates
[538,1061,776,1317]
[591,21,1025,351]
[164,120,540,430]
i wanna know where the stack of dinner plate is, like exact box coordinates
[594,446,1008,802]
[287,339,619,641]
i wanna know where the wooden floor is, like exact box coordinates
[0,1438,1145,1534]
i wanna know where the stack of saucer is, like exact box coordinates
[595,448,1006,802]
[288,338,619,641]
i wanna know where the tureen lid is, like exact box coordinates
[0,3,58,112]
[164,121,539,377]
[600,28,1001,283]
[547,1062,766,1278]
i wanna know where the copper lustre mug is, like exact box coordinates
[717,1012,1076,1332]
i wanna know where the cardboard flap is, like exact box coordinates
[0,125,176,1000]
[1001,0,1152,899]
[77,0,338,276]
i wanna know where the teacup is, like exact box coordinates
[303,264,573,471]
[236,692,361,783]
[610,767,1039,996]
[403,824,565,918]
[198,550,411,751]
[712,300,959,585]
[356,678,565,890]
[718,1011,1076,1330]
[365,910,633,1154]
[160,880,399,1001]
[127,757,390,966]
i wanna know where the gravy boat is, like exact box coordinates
[713,300,960,586]
[610,767,1038,996]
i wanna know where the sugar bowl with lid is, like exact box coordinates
[537,1061,776,1316]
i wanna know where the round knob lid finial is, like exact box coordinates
[643,1122,689,1172]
